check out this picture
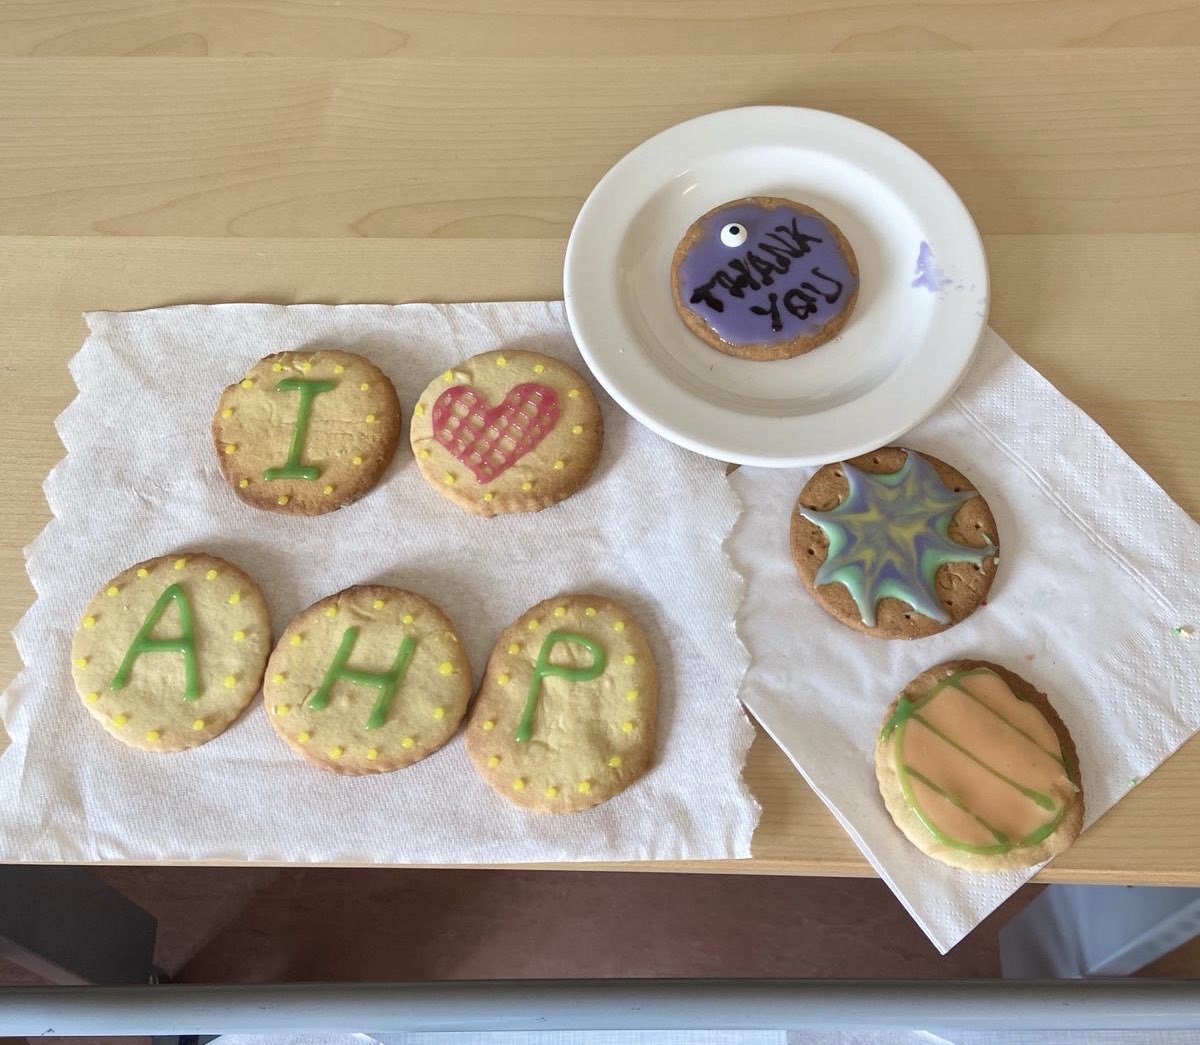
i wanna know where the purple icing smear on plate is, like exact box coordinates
[677,201,858,348]
[912,241,950,293]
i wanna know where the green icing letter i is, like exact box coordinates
[307,626,417,731]
[110,582,200,701]
[263,378,336,481]
[515,631,607,744]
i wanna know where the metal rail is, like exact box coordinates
[1,979,1198,1036]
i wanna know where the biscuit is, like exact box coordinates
[671,196,859,361]
[70,553,271,752]
[875,660,1084,872]
[263,585,471,775]
[790,447,999,639]
[410,350,603,516]
[465,595,657,813]
[213,350,402,516]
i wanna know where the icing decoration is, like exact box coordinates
[608,756,622,768]
[277,496,290,506]
[146,730,160,742]
[136,568,149,578]
[106,586,119,597]
[224,444,237,455]
[272,363,284,372]
[233,630,245,641]
[110,583,200,701]
[444,472,456,485]
[239,479,250,488]
[514,631,607,744]
[401,736,415,748]
[496,355,508,367]
[360,382,370,391]
[329,746,343,759]
[883,667,1078,855]
[85,692,99,704]
[241,379,254,389]
[334,364,345,374]
[513,778,526,790]
[307,626,417,731]
[613,621,625,632]
[584,607,597,617]
[572,425,583,435]
[353,456,363,466]
[533,363,545,373]
[553,606,567,618]
[263,378,336,482]
[174,558,187,570]
[577,780,591,794]
[221,407,234,418]
[508,643,521,654]
[568,388,580,399]
[545,786,558,798]
[192,719,205,730]
[372,598,386,609]
[223,675,236,688]
[626,689,638,702]
[289,632,301,644]
[229,592,241,605]
[438,661,454,676]
[488,755,500,766]
[298,731,311,744]
[206,569,218,580]
[365,414,376,424]
[797,451,996,627]
[678,202,858,347]
[75,657,87,668]
[521,481,533,491]
[298,362,312,373]
[432,383,560,484]
[621,721,635,734]
[275,704,290,715]
[272,673,285,684]
[553,460,565,470]
[482,719,495,731]
[402,614,414,624]
[498,673,511,685]
[720,222,748,247]
[112,714,128,727]
[432,706,445,720]
[367,748,379,760]
[623,654,636,665]
[323,484,334,495]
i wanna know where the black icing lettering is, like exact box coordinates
[714,268,754,300]
[763,231,803,258]
[755,241,795,271]
[807,266,844,303]
[774,217,823,256]
[783,286,819,321]
[750,292,783,332]
[689,277,724,312]
[727,259,761,292]
[745,251,780,286]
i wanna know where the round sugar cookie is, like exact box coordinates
[410,350,603,517]
[465,594,657,813]
[70,553,271,752]
[671,196,859,361]
[213,350,402,516]
[875,660,1084,872]
[790,447,999,640]
[263,585,472,775]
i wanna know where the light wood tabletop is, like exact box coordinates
[0,1,1197,884]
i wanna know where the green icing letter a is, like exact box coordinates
[110,582,200,701]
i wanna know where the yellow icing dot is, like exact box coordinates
[577,780,592,794]
[277,495,289,506]
[613,621,626,632]
[545,786,559,798]
[241,378,254,389]
[624,654,636,666]
[328,746,343,759]
[224,443,237,455]
[572,425,583,436]
[360,382,370,391]
[528,619,540,630]
[223,675,236,688]
[508,643,521,655]
[554,460,565,470]
[498,673,511,685]
[415,404,426,417]
[326,606,338,619]
[298,361,312,373]
[221,407,234,418]
[74,657,87,668]
[443,370,453,383]
[233,630,246,642]
[136,567,149,578]
[272,673,285,684]
[229,592,241,605]
[585,607,597,617]
[373,598,386,609]
[206,569,218,580]
[85,692,99,704]
[487,755,501,768]
[418,448,431,459]
[334,364,345,374]
[626,689,639,702]
[112,714,128,728]
[496,355,508,367]
[323,484,334,495]
[146,730,160,742]
[106,586,119,597]
[438,661,454,676]
[353,456,363,466]
[568,388,581,399]
[483,492,495,502]
[512,778,526,791]
[432,706,445,720]
[275,704,290,716]
[444,472,456,486]
[521,481,533,492]
[622,721,635,734]
[608,755,623,768]
[402,613,414,624]
[401,736,415,749]
[365,413,376,424]
[366,748,379,760]
[298,731,311,744]
[271,362,284,372]
[83,615,96,628]
[192,719,205,731]
[553,606,567,618]
[239,478,250,488]
[482,720,496,732]
[290,633,302,646]
[533,363,545,373]
[174,558,187,570]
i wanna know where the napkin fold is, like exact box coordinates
[730,327,1200,953]
[0,302,758,864]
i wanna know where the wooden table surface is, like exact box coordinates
[0,1,1197,884]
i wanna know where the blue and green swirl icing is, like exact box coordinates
[798,451,996,627]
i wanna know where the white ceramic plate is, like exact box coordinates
[563,106,989,467]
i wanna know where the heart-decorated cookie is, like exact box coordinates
[411,349,603,516]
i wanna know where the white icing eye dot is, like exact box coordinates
[720,222,748,247]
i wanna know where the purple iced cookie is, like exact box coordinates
[670,197,859,361]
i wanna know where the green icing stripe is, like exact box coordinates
[263,377,336,482]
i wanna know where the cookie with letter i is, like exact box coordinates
[465,595,657,813]
[876,660,1084,871]
[791,447,999,639]
[213,350,401,515]
[671,196,859,361]
[410,349,604,516]
[263,586,471,775]
[70,553,271,752]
